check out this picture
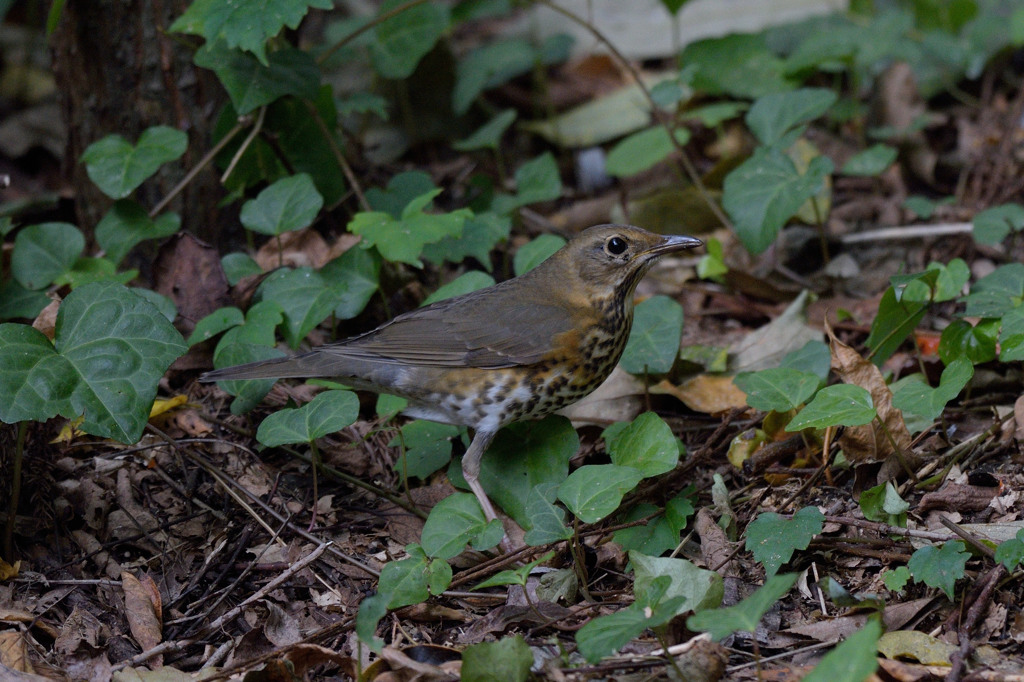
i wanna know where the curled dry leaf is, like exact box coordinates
[826,323,912,468]
[121,572,162,662]
[255,228,331,270]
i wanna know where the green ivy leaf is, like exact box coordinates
[604,412,679,477]
[0,280,49,320]
[745,87,837,147]
[461,636,533,682]
[620,295,684,374]
[378,544,452,608]
[780,340,831,382]
[558,464,644,524]
[370,0,449,79]
[723,148,833,254]
[745,507,824,578]
[865,286,927,365]
[513,233,565,275]
[575,576,685,662]
[133,289,177,323]
[972,203,1024,245]
[95,201,181,266]
[320,246,382,320]
[892,356,973,422]
[999,307,1024,362]
[240,174,324,235]
[256,267,346,347]
[194,44,320,114]
[903,194,954,219]
[0,282,187,442]
[473,416,578,527]
[683,101,747,126]
[994,529,1024,571]
[882,566,911,591]
[355,593,387,653]
[908,541,969,600]
[523,483,573,546]
[453,109,517,152]
[631,551,724,615]
[686,573,799,641]
[859,482,909,527]
[188,307,245,346]
[221,252,263,286]
[349,190,470,267]
[366,171,436,217]
[54,257,134,289]
[605,126,690,178]
[421,493,502,559]
[964,263,1024,318]
[11,222,85,290]
[390,419,460,480]
[801,619,881,682]
[81,126,187,199]
[256,390,359,445]
[682,33,795,99]
[840,144,898,176]
[492,152,562,215]
[938,318,998,365]
[170,0,332,65]
[421,271,495,306]
[786,384,876,430]
[422,212,510,270]
[734,367,820,412]
[612,491,694,556]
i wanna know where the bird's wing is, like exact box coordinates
[325,289,576,368]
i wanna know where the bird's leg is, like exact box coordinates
[461,429,500,523]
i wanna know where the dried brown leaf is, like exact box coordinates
[827,324,912,465]
[650,375,748,414]
[121,572,162,657]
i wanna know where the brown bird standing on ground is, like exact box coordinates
[201,225,702,527]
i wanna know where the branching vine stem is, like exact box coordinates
[220,106,266,185]
[148,115,250,218]
[532,0,733,230]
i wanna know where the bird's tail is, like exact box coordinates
[201,352,337,382]
[200,348,391,384]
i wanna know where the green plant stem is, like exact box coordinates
[3,422,26,561]
[149,114,249,218]
[316,0,431,65]
[532,0,733,231]
[655,630,686,679]
[873,415,918,485]
[810,195,830,264]
[570,516,594,602]
[303,98,370,211]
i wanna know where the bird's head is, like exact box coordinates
[560,224,703,294]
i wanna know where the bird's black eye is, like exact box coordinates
[606,236,627,255]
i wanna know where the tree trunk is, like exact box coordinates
[50,0,226,247]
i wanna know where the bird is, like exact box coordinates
[201,224,702,530]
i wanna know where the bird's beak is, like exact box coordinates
[645,234,704,256]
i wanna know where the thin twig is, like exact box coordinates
[221,106,266,184]
[150,116,249,218]
[113,541,331,670]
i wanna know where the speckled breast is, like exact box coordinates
[400,294,634,433]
